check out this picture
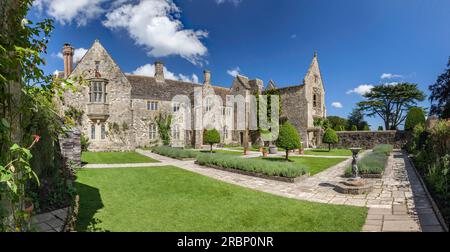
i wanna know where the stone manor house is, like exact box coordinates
[58,40,326,151]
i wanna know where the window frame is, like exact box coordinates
[149,123,157,140]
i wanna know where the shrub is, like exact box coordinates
[373,144,393,156]
[80,133,90,152]
[322,128,339,151]
[404,107,426,131]
[151,146,199,160]
[351,125,358,131]
[196,153,307,178]
[378,126,383,131]
[275,122,301,160]
[345,151,388,176]
[203,129,221,152]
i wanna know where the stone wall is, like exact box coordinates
[58,129,81,168]
[321,130,409,149]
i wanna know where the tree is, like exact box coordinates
[358,83,426,130]
[429,57,450,119]
[347,109,369,130]
[275,122,301,160]
[313,117,331,130]
[363,125,370,131]
[323,128,339,151]
[203,129,220,153]
[405,107,426,131]
[327,116,348,131]
[378,126,384,131]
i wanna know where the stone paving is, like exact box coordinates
[31,207,69,232]
[81,149,444,232]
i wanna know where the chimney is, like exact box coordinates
[154,61,164,82]
[203,70,211,86]
[63,43,74,78]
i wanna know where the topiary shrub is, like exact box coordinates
[323,128,339,151]
[204,129,221,153]
[275,122,301,160]
[405,107,426,131]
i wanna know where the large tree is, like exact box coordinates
[429,57,450,119]
[357,83,425,130]
[347,109,369,130]
[327,116,348,131]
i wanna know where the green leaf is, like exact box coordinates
[0,172,12,182]
[10,144,20,151]
[6,181,17,194]
[1,118,10,129]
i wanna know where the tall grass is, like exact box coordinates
[372,144,394,156]
[196,153,307,178]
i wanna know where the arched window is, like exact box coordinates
[149,123,157,140]
[101,124,106,139]
[205,98,212,112]
[223,126,228,139]
[172,125,180,140]
[90,124,96,140]
[313,94,317,107]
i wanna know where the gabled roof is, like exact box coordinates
[236,75,251,89]
[266,80,277,90]
[126,74,231,102]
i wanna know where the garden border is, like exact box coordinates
[407,152,449,232]
[195,162,309,183]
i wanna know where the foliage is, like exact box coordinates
[262,156,346,176]
[373,144,394,156]
[64,106,84,126]
[327,116,348,131]
[322,128,339,151]
[154,113,172,146]
[275,122,301,160]
[358,83,426,130]
[404,107,426,131]
[80,133,90,152]
[196,153,306,178]
[203,129,221,152]
[151,146,199,160]
[313,117,331,130]
[429,56,450,119]
[1,1,79,231]
[347,109,369,131]
[345,151,388,176]
[378,126,383,131]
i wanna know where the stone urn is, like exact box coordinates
[269,146,278,154]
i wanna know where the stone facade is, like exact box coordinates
[59,40,326,151]
[322,131,409,149]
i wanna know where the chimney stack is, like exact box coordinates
[203,70,211,86]
[63,43,74,79]
[154,61,164,82]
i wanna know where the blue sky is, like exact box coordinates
[30,0,450,129]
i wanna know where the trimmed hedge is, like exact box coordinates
[151,146,199,159]
[345,144,393,176]
[196,153,307,178]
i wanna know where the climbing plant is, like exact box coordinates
[154,112,172,146]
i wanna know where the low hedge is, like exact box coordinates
[151,146,199,159]
[196,153,307,178]
[345,144,392,176]
[372,144,394,156]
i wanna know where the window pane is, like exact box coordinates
[91,125,95,139]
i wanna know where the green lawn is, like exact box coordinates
[261,156,348,175]
[81,151,159,164]
[76,166,367,232]
[303,148,352,156]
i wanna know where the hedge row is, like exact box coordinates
[196,153,307,178]
[151,146,199,159]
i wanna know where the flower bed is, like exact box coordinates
[345,144,393,177]
[151,146,199,160]
[196,153,307,182]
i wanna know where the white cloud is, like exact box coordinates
[215,0,242,6]
[34,0,107,26]
[331,102,343,109]
[227,66,240,77]
[291,34,297,39]
[380,73,403,79]
[56,48,88,64]
[384,82,399,86]
[132,64,199,83]
[103,0,208,66]
[346,84,374,95]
